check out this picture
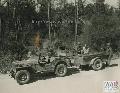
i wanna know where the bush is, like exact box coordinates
[0,51,15,74]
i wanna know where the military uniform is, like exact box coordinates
[106,44,113,66]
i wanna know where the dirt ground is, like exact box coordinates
[0,58,120,93]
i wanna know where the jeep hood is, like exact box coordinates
[12,58,38,66]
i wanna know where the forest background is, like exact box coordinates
[0,0,120,73]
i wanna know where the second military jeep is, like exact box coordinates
[10,54,73,85]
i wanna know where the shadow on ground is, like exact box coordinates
[29,68,80,84]
[80,63,118,71]
[109,64,118,67]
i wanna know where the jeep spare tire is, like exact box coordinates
[55,64,67,77]
[92,59,103,71]
[15,70,30,85]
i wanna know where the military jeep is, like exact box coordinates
[10,54,72,85]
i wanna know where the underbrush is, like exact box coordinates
[0,52,16,74]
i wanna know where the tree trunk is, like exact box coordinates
[0,17,2,49]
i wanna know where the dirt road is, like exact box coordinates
[0,58,120,93]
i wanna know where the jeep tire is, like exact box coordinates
[15,70,30,85]
[55,64,67,77]
[92,59,103,71]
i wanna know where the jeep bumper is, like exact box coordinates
[9,69,16,78]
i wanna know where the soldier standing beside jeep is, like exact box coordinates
[106,43,113,66]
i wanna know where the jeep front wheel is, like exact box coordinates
[92,59,103,71]
[15,70,30,85]
[55,64,67,77]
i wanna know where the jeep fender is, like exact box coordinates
[89,57,101,66]
[54,58,71,68]
[16,67,36,74]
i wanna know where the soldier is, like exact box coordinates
[77,42,82,54]
[106,43,113,66]
[82,44,90,54]
[27,51,32,58]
